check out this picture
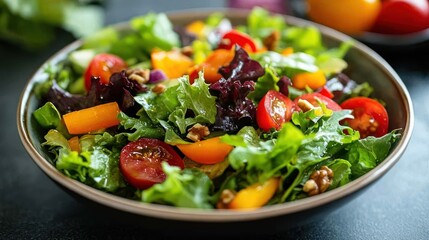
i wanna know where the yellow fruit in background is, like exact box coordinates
[306,0,381,35]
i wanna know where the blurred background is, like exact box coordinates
[2,0,429,51]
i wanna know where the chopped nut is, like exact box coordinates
[263,30,280,51]
[152,84,166,94]
[181,46,194,57]
[297,99,323,116]
[186,123,210,142]
[303,179,318,195]
[126,68,150,84]
[303,165,334,196]
[216,189,236,209]
[219,38,231,47]
[297,99,315,112]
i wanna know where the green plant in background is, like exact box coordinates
[0,0,104,50]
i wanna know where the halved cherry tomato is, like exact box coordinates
[294,93,342,111]
[119,138,184,189]
[256,90,295,132]
[217,30,257,53]
[306,0,381,35]
[340,97,389,138]
[84,53,127,91]
[176,137,233,165]
[371,0,429,35]
[189,49,235,83]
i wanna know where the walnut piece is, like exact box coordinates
[297,99,323,116]
[216,189,236,209]
[152,83,166,94]
[186,123,210,142]
[303,166,334,196]
[297,99,315,112]
[126,68,150,84]
[263,30,280,51]
[181,46,193,57]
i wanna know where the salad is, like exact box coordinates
[32,8,399,210]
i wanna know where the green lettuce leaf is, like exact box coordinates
[87,146,126,192]
[56,149,90,182]
[42,129,126,192]
[130,13,180,52]
[282,26,323,54]
[33,102,61,129]
[246,7,286,39]
[0,0,103,50]
[327,159,352,189]
[135,73,217,135]
[248,67,280,102]
[345,131,400,179]
[253,51,319,77]
[223,123,304,184]
[118,111,165,141]
[142,162,213,209]
[170,74,217,133]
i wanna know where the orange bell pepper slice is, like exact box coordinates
[176,137,233,165]
[189,49,235,83]
[63,102,120,135]
[151,50,194,79]
[292,70,327,90]
[185,20,206,38]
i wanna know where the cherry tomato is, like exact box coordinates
[84,53,127,91]
[176,137,233,165]
[306,0,381,35]
[217,30,257,53]
[256,90,295,131]
[371,0,429,34]
[294,93,342,111]
[119,138,184,189]
[340,97,389,138]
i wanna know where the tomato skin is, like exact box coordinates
[256,90,295,131]
[371,0,429,34]
[217,30,257,53]
[84,53,127,91]
[294,93,342,111]
[340,97,389,138]
[119,138,184,189]
[317,86,334,99]
[307,0,381,35]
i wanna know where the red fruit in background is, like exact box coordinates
[371,0,429,34]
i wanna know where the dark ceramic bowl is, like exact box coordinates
[17,9,414,234]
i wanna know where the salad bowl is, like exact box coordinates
[17,9,413,234]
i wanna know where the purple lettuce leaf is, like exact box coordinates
[218,46,265,82]
[209,46,265,132]
[44,71,147,116]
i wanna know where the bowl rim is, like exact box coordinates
[17,9,414,222]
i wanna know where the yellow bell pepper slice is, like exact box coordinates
[228,177,280,210]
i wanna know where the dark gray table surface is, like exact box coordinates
[1,1,428,239]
